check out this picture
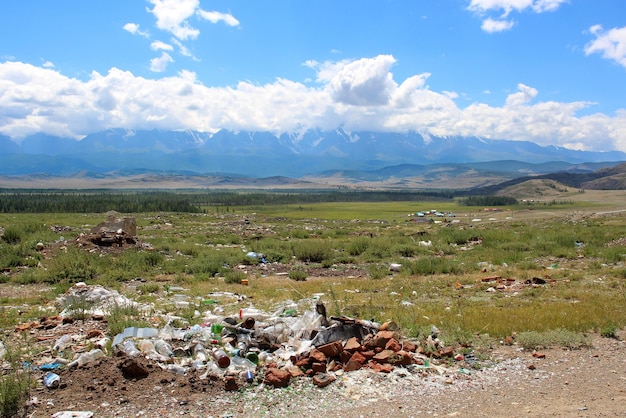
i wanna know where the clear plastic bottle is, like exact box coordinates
[53,335,72,352]
[154,339,174,357]
[68,349,105,368]
[119,339,140,357]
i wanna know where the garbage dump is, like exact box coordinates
[24,283,471,394]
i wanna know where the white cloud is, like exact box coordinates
[42,61,55,68]
[150,52,174,72]
[147,0,200,40]
[585,25,626,69]
[468,0,567,15]
[147,0,240,40]
[324,55,398,106]
[468,0,567,32]
[481,18,515,33]
[196,10,240,27]
[171,38,196,59]
[151,40,174,51]
[123,22,149,37]
[505,83,538,107]
[1,57,625,153]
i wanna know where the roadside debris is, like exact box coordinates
[12,282,480,396]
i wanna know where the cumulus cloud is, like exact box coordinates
[324,55,398,106]
[196,10,240,27]
[123,22,149,37]
[585,25,626,69]
[468,0,567,32]
[147,0,240,40]
[481,17,515,33]
[151,40,174,51]
[147,0,200,40]
[1,57,625,153]
[150,52,174,72]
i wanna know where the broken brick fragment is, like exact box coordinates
[343,337,361,352]
[339,350,352,363]
[264,368,291,388]
[286,366,304,377]
[385,338,401,352]
[317,341,343,358]
[312,373,336,388]
[344,359,362,372]
[309,348,327,363]
[402,340,418,352]
[439,346,454,358]
[373,349,395,363]
[350,351,367,365]
[294,357,310,368]
[368,361,394,373]
[389,350,413,366]
[311,362,326,374]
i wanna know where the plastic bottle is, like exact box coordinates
[154,339,174,357]
[164,364,187,375]
[0,341,6,360]
[211,347,230,368]
[193,343,207,358]
[68,349,105,368]
[43,372,60,388]
[231,355,256,371]
[192,344,208,370]
[53,335,72,352]
[138,339,155,353]
[119,339,140,357]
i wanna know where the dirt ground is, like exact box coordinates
[15,321,626,418]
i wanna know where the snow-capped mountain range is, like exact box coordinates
[1,128,624,177]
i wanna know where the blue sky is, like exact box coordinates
[1,0,625,152]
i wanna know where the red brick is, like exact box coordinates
[311,362,326,374]
[402,340,418,352]
[317,341,343,358]
[312,373,336,388]
[264,368,291,388]
[373,349,395,363]
[385,338,401,352]
[343,337,362,352]
[309,348,327,363]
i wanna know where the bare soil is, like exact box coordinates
[13,316,626,418]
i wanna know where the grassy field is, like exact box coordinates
[1,191,626,349]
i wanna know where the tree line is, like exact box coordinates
[0,189,461,213]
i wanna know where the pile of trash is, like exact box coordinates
[35,283,468,392]
[55,282,153,317]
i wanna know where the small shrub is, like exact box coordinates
[288,268,307,281]
[367,264,388,280]
[143,251,164,267]
[516,328,592,350]
[62,295,95,320]
[393,244,417,257]
[292,240,332,263]
[224,270,248,284]
[1,227,23,245]
[0,344,32,418]
[600,322,618,339]
[138,283,160,294]
[47,247,97,283]
[348,238,370,256]
[107,303,150,336]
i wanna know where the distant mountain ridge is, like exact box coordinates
[1,128,625,177]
